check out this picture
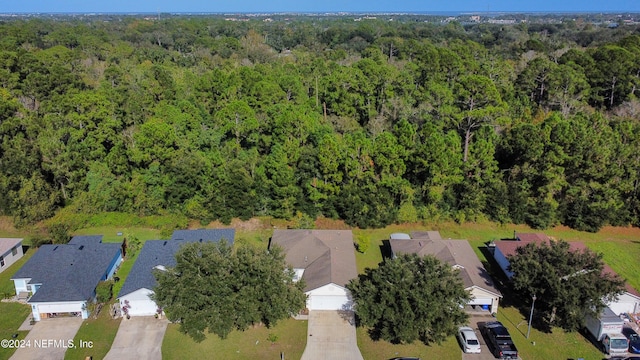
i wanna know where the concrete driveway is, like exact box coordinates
[301,310,364,360]
[462,314,501,360]
[104,316,169,360]
[10,317,83,360]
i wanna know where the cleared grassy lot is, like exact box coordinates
[162,318,308,360]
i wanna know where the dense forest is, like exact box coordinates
[2,16,640,231]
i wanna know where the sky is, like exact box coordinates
[2,0,640,14]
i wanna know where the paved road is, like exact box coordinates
[104,316,168,360]
[10,317,83,360]
[301,310,364,360]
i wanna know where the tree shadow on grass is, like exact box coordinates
[477,243,553,334]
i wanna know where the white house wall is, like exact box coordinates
[493,248,514,278]
[468,287,500,314]
[13,279,29,294]
[119,288,159,317]
[0,244,23,273]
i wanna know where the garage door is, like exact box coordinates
[468,298,492,306]
[37,303,83,313]
[309,295,349,310]
[125,299,158,316]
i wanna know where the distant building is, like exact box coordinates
[0,238,23,273]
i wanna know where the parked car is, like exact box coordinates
[480,321,519,359]
[457,326,481,354]
[622,327,640,354]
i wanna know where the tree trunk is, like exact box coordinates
[610,76,617,108]
[60,181,67,200]
[463,127,472,163]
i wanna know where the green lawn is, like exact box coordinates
[497,306,603,360]
[73,226,163,243]
[65,302,122,360]
[357,328,459,359]
[162,318,308,360]
[0,302,31,360]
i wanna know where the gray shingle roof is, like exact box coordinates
[270,230,358,292]
[117,229,235,298]
[11,235,122,302]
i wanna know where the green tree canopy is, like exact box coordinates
[347,254,470,345]
[153,241,306,342]
[508,240,625,332]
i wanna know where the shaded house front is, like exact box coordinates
[0,238,24,273]
[390,231,502,314]
[11,236,123,321]
[493,234,640,316]
[117,229,235,317]
[270,229,358,311]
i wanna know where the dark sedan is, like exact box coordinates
[622,327,640,354]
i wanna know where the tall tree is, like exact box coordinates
[508,241,625,332]
[153,242,306,342]
[347,254,470,345]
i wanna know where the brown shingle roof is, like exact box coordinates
[495,238,586,258]
[270,230,358,292]
[515,233,549,242]
[390,238,501,297]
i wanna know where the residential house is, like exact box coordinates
[11,235,123,321]
[0,238,23,273]
[390,231,502,314]
[493,234,640,316]
[117,229,235,317]
[270,229,358,311]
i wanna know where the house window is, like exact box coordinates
[0,256,4,267]
[12,246,18,256]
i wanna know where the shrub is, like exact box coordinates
[356,234,370,253]
[125,236,142,257]
[96,280,114,303]
[48,222,71,244]
[29,235,52,248]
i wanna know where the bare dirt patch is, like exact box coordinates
[314,217,351,230]
[199,218,270,232]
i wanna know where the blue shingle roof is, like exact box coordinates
[12,236,122,303]
[117,229,235,298]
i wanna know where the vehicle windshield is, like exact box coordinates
[611,338,629,349]
[467,339,479,345]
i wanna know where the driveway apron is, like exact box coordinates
[10,317,83,360]
[301,310,364,360]
[104,316,168,360]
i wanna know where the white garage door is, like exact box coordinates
[37,303,83,313]
[309,295,349,310]
[124,299,158,316]
[468,298,493,306]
